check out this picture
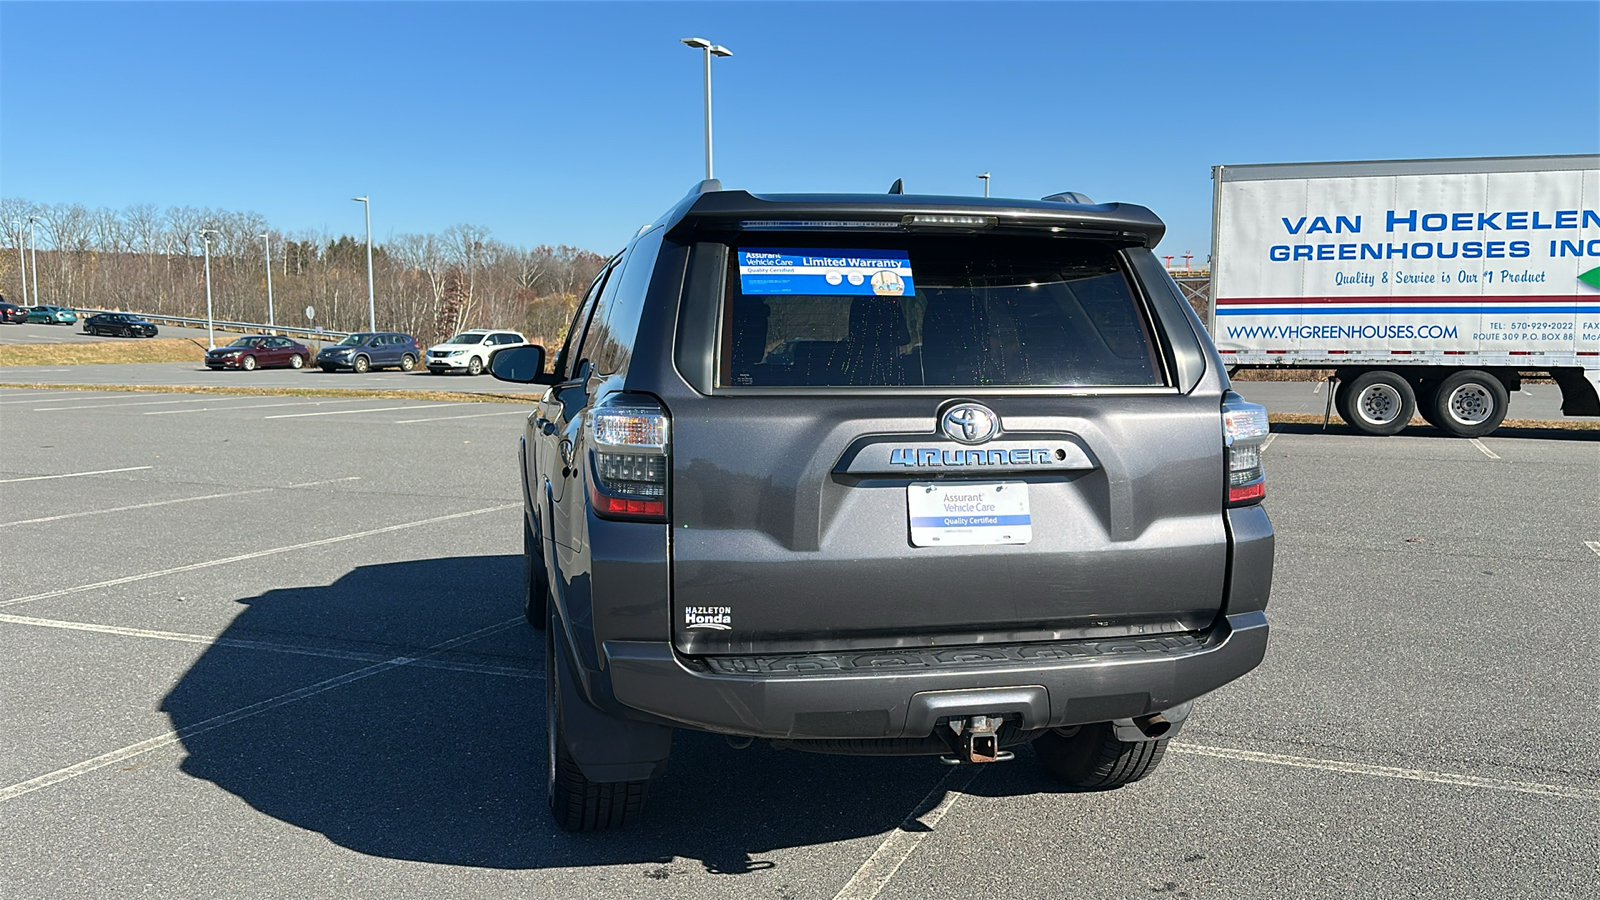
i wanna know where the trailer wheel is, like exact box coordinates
[1430,370,1508,438]
[1335,370,1415,436]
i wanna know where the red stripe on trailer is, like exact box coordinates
[1218,350,1238,354]
[1391,350,1413,355]
[1215,294,1595,306]
[1327,350,1349,354]
[1579,351,1599,356]
[1265,350,1288,354]
[1444,351,1467,355]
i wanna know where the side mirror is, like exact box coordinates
[489,344,555,384]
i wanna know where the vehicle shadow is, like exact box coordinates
[158,554,1028,873]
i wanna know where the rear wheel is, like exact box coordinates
[1334,370,1415,436]
[400,354,417,371]
[467,356,484,376]
[1034,722,1168,790]
[289,353,304,369]
[241,355,258,371]
[353,354,370,374]
[546,616,651,831]
[1430,369,1508,438]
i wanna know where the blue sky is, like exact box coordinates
[2,1,1596,260]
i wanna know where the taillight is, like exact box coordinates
[1223,392,1269,506]
[587,401,669,522]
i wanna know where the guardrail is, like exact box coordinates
[72,309,351,342]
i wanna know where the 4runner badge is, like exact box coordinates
[941,403,1000,444]
[685,606,732,630]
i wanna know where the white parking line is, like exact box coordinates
[145,398,367,415]
[264,403,463,419]
[0,618,522,804]
[0,465,153,484]
[282,476,361,489]
[393,410,530,424]
[0,503,518,609]
[833,766,984,900]
[0,394,110,405]
[1262,432,1279,450]
[33,397,228,411]
[0,613,537,680]
[0,487,272,527]
[1168,743,1599,801]
[1470,438,1501,459]
[1585,540,1600,557]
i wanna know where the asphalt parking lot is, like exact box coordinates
[1,387,1595,899]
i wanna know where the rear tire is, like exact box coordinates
[1334,370,1415,436]
[546,616,650,831]
[1430,370,1509,438]
[289,354,304,369]
[400,354,417,372]
[353,355,370,374]
[524,514,549,630]
[1034,722,1168,790]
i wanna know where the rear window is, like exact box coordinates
[717,236,1162,388]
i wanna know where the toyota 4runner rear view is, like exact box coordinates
[491,182,1274,831]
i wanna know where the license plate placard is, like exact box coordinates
[907,481,1031,547]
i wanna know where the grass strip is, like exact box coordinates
[0,382,535,404]
[0,338,208,367]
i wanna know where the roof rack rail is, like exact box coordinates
[1041,191,1094,204]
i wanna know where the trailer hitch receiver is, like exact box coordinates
[939,714,1014,765]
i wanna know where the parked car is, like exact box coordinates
[488,181,1275,830]
[204,335,311,370]
[425,329,527,375]
[0,301,27,324]
[315,331,420,373]
[83,312,159,338]
[24,305,77,325]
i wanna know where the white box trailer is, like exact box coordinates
[1207,155,1600,436]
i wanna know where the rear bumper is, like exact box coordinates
[600,610,1269,739]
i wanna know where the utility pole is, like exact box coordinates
[680,38,733,181]
[352,196,374,331]
[198,229,219,348]
[26,215,41,303]
[260,232,275,327]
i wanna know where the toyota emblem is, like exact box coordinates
[940,403,1000,444]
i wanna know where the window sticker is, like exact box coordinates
[738,248,915,297]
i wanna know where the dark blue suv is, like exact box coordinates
[315,332,421,373]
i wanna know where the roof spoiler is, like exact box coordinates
[685,178,722,199]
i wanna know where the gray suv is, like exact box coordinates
[491,182,1274,831]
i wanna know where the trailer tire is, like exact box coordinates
[1335,370,1415,436]
[1430,370,1508,438]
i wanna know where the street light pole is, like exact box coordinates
[259,232,275,327]
[198,229,219,349]
[26,215,41,303]
[12,221,26,306]
[352,196,374,331]
[977,172,991,198]
[680,37,732,181]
